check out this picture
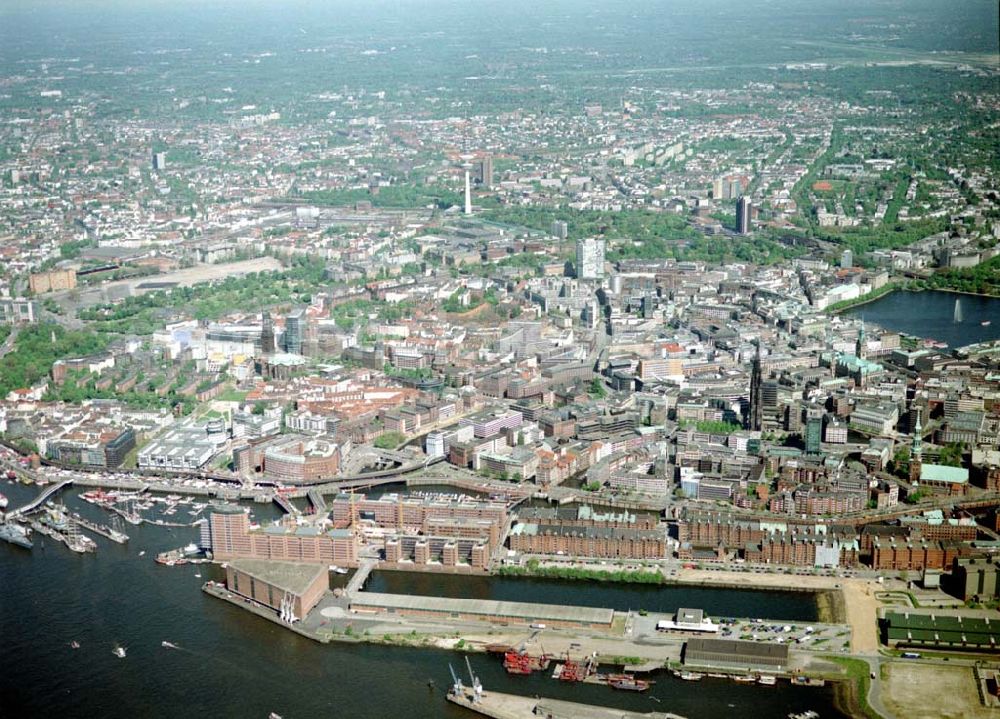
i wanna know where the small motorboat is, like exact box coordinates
[138,551,146,557]
[162,641,179,650]
[982,320,991,326]
[112,645,126,658]
[70,641,80,649]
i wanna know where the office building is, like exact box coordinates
[804,407,823,454]
[736,196,752,235]
[0,297,38,325]
[284,308,305,354]
[152,151,167,171]
[576,238,605,280]
[551,220,568,240]
[260,310,276,354]
[476,156,494,188]
[29,269,77,294]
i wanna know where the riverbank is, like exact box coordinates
[828,283,1000,316]
[827,282,902,314]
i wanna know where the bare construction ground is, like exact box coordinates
[675,569,880,653]
[883,662,992,719]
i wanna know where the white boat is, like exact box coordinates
[758,675,777,686]
[162,641,179,650]
[983,320,992,326]
[329,565,349,575]
[138,551,146,557]
[0,493,8,509]
[113,645,127,658]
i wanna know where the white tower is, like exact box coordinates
[464,169,472,215]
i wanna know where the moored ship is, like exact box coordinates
[0,522,33,549]
[607,673,651,692]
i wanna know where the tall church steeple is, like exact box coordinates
[855,318,867,360]
[747,340,763,432]
[909,406,923,483]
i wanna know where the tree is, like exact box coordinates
[588,377,607,398]
[939,443,965,467]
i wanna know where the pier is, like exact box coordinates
[70,512,128,544]
[447,686,685,719]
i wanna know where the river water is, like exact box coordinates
[845,289,1000,347]
[0,481,848,718]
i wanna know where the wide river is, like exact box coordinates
[0,481,849,718]
[845,289,1000,347]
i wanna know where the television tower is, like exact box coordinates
[463,167,472,215]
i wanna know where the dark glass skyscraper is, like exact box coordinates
[260,310,275,354]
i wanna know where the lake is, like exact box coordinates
[845,290,1000,347]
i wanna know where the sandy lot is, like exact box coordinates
[883,662,992,719]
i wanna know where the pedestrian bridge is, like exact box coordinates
[7,479,74,518]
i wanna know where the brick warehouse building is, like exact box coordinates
[204,505,358,567]
[509,524,667,559]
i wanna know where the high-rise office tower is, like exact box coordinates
[260,310,275,354]
[805,407,824,454]
[575,238,605,280]
[152,151,167,171]
[736,196,752,235]
[284,308,305,354]
[476,156,494,189]
[748,342,763,431]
